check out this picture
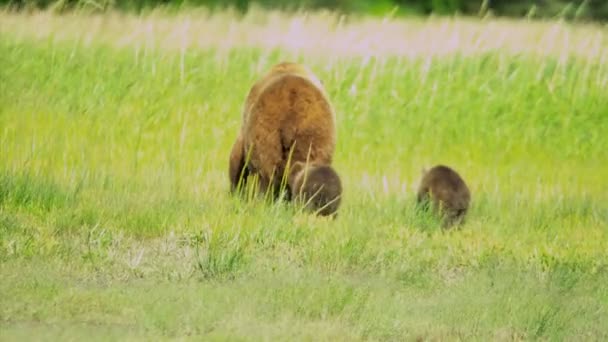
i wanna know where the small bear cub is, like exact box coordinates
[417,165,470,228]
[288,161,342,217]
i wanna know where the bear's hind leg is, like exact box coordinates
[229,134,249,192]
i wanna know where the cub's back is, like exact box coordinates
[419,165,470,209]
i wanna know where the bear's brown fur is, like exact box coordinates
[416,165,470,228]
[229,62,342,216]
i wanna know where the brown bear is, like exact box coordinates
[228,62,342,216]
[416,165,471,228]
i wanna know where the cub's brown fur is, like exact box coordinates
[229,62,342,216]
[416,165,470,228]
[288,161,342,217]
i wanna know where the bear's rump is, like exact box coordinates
[243,74,336,179]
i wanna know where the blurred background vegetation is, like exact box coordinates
[2,0,607,21]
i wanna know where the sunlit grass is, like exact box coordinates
[1,7,607,340]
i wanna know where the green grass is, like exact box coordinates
[1,8,608,340]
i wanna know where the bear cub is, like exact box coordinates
[288,161,342,217]
[417,165,470,228]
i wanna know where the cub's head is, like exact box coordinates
[288,161,342,217]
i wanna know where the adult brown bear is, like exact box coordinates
[417,165,470,228]
[228,62,342,216]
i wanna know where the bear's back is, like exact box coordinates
[422,166,470,210]
[243,65,336,167]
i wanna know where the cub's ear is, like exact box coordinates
[289,161,306,177]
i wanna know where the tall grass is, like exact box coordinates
[1,7,607,340]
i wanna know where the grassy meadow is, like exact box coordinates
[1,7,608,340]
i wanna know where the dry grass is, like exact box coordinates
[1,6,607,60]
